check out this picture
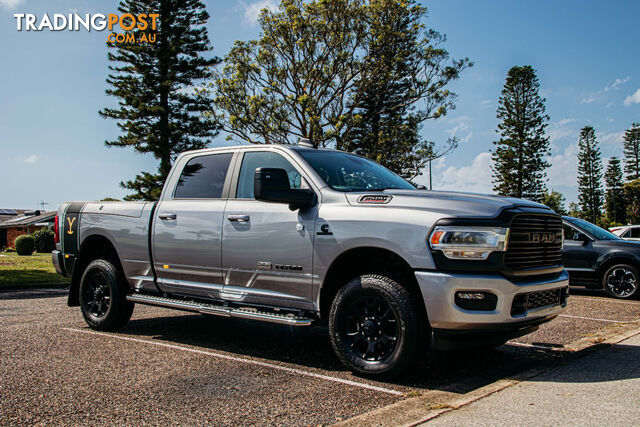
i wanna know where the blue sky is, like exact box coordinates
[1,0,639,210]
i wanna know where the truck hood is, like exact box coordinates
[345,189,553,218]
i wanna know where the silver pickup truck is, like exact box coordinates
[53,143,569,377]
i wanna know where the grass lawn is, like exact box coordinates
[0,252,69,289]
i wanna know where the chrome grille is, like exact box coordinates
[504,215,563,270]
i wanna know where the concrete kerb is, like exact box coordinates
[338,321,640,426]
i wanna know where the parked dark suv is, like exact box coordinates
[563,216,640,299]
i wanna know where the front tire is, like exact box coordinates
[79,259,134,331]
[329,274,425,378]
[602,264,639,299]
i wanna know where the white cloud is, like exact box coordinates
[480,100,492,108]
[604,76,630,92]
[24,154,38,164]
[445,116,473,144]
[548,143,578,188]
[597,130,624,146]
[580,96,596,104]
[241,0,277,25]
[556,118,576,127]
[0,0,25,9]
[549,118,576,144]
[433,152,494,194]
[624,88,640,106]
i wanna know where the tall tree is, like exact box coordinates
[343,0,469,180]
[624,179,640,223]
[210,0,367,148]
[541,189,566,215]
[100,0,219,200]
[623,122,640,181]
[567,202,580,218]
[576,126,603,223]
[491,66,550,202]
[209,0,469,178]
[604,157,626,225]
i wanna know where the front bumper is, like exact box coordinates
[415,269,569,331]
[51,250,67,277]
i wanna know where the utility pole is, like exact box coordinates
[38,200,49,211]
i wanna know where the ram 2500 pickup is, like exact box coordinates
[53,143,569,377]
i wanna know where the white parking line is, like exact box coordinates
[559,314,627,323]
[570,295,640,306]
[505,341,557,350]
[63,327,403,396]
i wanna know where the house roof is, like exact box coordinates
[0,209,27,224]
[0,211,56,228]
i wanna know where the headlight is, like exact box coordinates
[428,226,509,260]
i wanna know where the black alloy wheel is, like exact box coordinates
[81,268,112,318]
[79,259,134,331]
[343,294,399,362]
[329,274,425,378]
[603,264,639,299]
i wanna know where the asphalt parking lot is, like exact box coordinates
[1,288,639,425]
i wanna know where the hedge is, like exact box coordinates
[15,235,35,256]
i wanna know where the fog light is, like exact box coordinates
[456,292,486,300]
[455,291,497,311]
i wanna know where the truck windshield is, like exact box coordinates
[298,150,415,192]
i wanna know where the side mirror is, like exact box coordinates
[573,233,590,244]
[254,168,317,211]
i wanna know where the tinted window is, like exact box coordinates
[631,228,640,238]
[622,229,631,238]
[237,151,302,199]
[563,224,582,241]
[298,150,414,192]
[174,153,233,199]
[564,217,621,240]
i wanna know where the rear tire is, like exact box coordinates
[329,274,425,378]
[602,264,639,299]
[79,259,134,331]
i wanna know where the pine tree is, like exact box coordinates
[541,189,566,215]
[491,66,550,202]
[623,122,640,181]
[99,0,219,200]
[604,157,627,225]
[567,202,580,217]
[344,0,467,180]
[577,126,603,223]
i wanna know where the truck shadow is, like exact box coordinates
[121,312,565,391]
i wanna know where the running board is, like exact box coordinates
[126,293,314,327]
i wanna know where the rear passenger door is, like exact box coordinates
[152,151,235,298]
[221,150,318,310]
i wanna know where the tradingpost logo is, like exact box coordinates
[13,13,159,44]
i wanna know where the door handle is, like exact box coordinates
[227,214,250,222]
[158,213,177,220]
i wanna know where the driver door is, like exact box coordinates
[221,150,318,310]
[562,222,597,286]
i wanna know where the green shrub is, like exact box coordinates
[15,235,35,256]
[33,228,56,253]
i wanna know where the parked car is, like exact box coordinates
[563,216,640,299]
[52,143,569,377]
[609,225,640,241]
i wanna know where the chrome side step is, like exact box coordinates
[126,293,314,327]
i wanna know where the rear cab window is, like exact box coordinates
[173,153,233,199]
